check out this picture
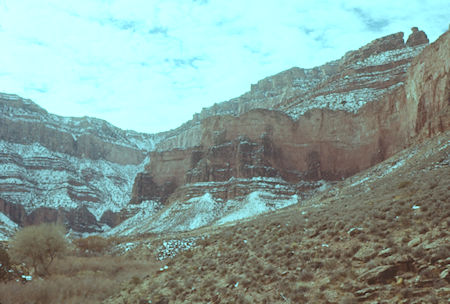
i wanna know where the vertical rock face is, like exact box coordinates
[131,28,449,210]
[404,30,449,140]
[0,94,165,233]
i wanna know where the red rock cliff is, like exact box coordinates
[131,28,449,205]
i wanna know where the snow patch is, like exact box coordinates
[157,237,199,260]
[0,212,18,240]
[107,187,300,236]
[0,140,148,218]
[217,192,298,225]
[104,200,162,236]
[149,193,223,232]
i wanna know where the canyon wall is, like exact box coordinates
[1,28,448,235]
[0,94,164,233]
[132,28,449,206]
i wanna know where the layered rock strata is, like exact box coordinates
[0,94,164,232]
[1,28,448,235]
[132,28,449,212]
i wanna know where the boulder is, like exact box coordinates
[354,246,378,262]
[358,265,398,284]
[406,27,429,47]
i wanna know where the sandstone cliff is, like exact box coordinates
[126,28,448,233]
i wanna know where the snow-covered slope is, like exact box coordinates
[0,211,18,241]
[105,177,327,236]
[0,140,146,219]
[0,92,160,153]
[0,93,165,233]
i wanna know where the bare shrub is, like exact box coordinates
[73,235,110,256]
[0,274,116,304]
[298,269,314,281]
[0,254,156,304]
[340,295,358,304]
[397,181,411,189]
[0,247,12,282]
[9,223,68,276]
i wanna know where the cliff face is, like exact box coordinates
[1,28,448,236]
[0,94,157,164]
[0,94,164,233]
[404,31,449,140]
[131,28,449,214]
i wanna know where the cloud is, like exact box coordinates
[0,0,448,133]
[148,26,169,36]
[106,17,140,31]
[26,87,49,94]
[193,0,209,5]
[351,7,390,32]
[169,56,203,69]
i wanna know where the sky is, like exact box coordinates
[0,1,448,133]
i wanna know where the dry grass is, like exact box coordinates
[0,255,160,304]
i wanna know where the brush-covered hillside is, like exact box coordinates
[99,131,449,304]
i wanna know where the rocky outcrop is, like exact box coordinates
[131,28,449,210]
[406,27,429,47]
[194,64,338,120]
[130,172,177,204]
[0,94,165,232]
[0,198,101,233]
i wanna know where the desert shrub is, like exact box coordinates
[0,255,155,304]
[298,269,314,281]
[0,246,12,282]
[323,258,338,270]
[9,223,68,276]
[183,277,193,289]
[73,235,110,256]
[426,293,439,304]
[226,274,240,286]
[400,287,413,299]
[357,233,369,242]
[183,249,194,258]
[397,181,411,189]
[418,225,429,234]
[289,290,308,302]
[0,274,117,304]
[346,244,361,258]
[130,275,142,285]
[340,295,358,304]
[430,245,450,263]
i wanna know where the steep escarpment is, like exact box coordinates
[0,94,157,164]
[0,94,164,233]
[153,30,430,154]
[127,28,448,233]
[404,30,449,140]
